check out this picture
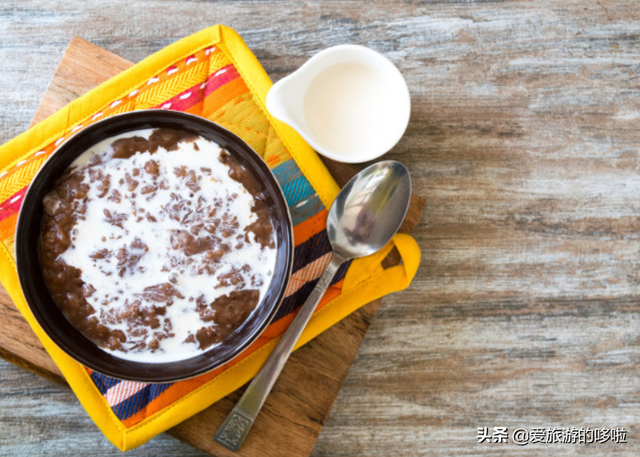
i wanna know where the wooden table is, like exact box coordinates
[2,1,640,455]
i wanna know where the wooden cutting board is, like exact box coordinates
[0,37,425,456]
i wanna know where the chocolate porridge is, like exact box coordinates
[39,128,277,363]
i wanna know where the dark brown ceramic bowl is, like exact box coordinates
[15,110,293,383]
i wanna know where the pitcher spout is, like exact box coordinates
[266,72,307,132]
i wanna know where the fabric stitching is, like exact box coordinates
[0,42,218,175]
[0,28,419,444]
[0,36,224,439]
[124,335,280,431]
[124,251,409,432]
[215,43,333,208]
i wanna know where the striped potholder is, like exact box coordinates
[0,25,420,450]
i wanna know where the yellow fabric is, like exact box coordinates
[0,25,421,450]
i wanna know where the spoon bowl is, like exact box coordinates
[215,160,412,451]
[328,160,412,259]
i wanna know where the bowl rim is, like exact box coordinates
[15,110,293,383]
[266,44,411,164]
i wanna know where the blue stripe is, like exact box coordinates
[282,175,315,207]
[90,157,347,417]
[293,230,331,273]
[112,382,173,420]
[92,261,352,408]
[113,388,143,420]
[273,259,351,322]
[272,159,303,187]
[275,281,316,321]
[147,383,172,407]
[332,260,351,285]
[290,193,323,226]
[273,159,325,224]
[90,372,121,395]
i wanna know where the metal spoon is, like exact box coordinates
[214,160,412,452]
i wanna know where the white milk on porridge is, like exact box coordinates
[47,129,277,363]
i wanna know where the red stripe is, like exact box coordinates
[0,64,242,225]
[205,65,240,96]
[151,64,240,112]
[0,186,28,222]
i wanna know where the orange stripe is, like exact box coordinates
[0,213,18,241]
[284,252,331,297]
[316,279,344,312]
[123,93,328,425]
[122,278,345,428]
[0,49,226,206]
[261,279,344,340]
[265,154,280,167]
[202,77,249,119]
[0,38,340,429]
[262,137,289,169]
[183,101,204,116]
[293,209,328,246]
[122,329,272,426]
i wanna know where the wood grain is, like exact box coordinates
[31,38,132,127]
[0,36,424,456]
[4,1,640,456]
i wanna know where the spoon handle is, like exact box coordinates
[214,252,346,452]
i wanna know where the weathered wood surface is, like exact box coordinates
[3,0,640,456]
[0,31,425,457]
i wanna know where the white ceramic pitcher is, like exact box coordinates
[266,45,411,163]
